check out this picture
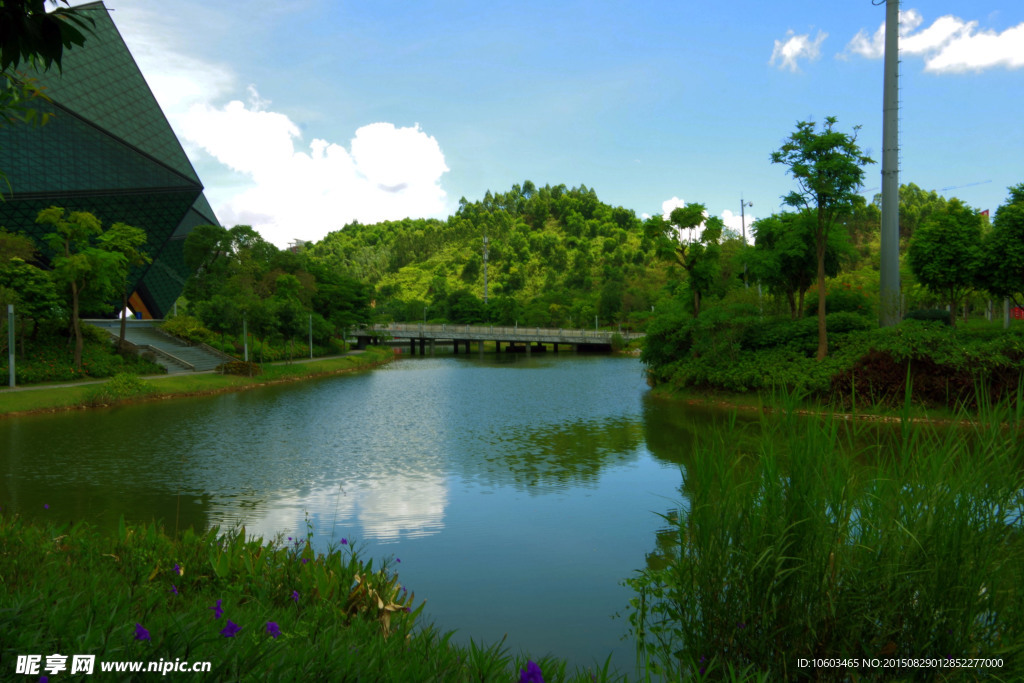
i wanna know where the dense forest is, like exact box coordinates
[306,181,749,329]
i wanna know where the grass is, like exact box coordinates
[625,390,1024,682]
[0,348,394,418]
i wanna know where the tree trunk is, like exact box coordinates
[71,280,83,370]
[949,295,957,328]
[797,288,807,319]
[787,291,797,319]
[693,290,701,318]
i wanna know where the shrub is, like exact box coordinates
[805,283,875,317]
[216,361,261,377]
[83,372,155,406]
[160,315,215,345]
[903,308,952,325]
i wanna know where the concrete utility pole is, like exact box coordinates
[879,0,902,326]
[740,196,753,289]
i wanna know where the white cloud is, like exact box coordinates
[112,6,450,247]
[845,9,925,59]
[180,95,450,246]
[845,11,1024,73]
[770,29,827,72]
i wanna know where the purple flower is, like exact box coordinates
[209,599,223,619]
[519,660,544,683]
[171,584,178,595]
[266,621,281,639]
[43,504,49,510]
[134,623,151,641]
[341,538,347,545]
[301,558,308,564]
[292,590,299,604]
[220,620,242,638]
[174,563,182,576]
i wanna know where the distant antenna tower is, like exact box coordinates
[879,0,901,326]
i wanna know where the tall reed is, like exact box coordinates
[626,390,1024,681]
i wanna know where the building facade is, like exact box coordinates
[0,1,218,318]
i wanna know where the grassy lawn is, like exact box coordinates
[0,348,394,418]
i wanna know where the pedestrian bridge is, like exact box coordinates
[354,323,644,355]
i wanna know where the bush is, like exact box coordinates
[83,372,155,406]
[160,315,215,345]
[805,283,875,317]
[216,361,261,377]
[903,308,952,325]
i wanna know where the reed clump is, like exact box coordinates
[626,391,1024,681]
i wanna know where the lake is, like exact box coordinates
[0,353,718,674]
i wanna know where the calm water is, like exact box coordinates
[0,353,711,673]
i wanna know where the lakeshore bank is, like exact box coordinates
[0,347,394,419]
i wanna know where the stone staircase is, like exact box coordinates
[87,319,237,374]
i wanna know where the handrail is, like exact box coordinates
[195,341,238,362]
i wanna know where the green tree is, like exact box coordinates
[0,256,61,354]
[270,272,315,361]
[0,227,36,261]
[906,199,984,327]
[36,207,121,369]
[750,211,847,319]
[99,221,150,349]
[771,116,874,360]
[979,184,1024,308]
[646,203,723,317]
[872,182,948,244]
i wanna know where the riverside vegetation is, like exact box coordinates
[0,512,614,682]
[2,390,1021,681]
[625,390,1024,681]
[0,348,393,418]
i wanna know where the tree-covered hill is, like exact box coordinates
[307,182,690,328]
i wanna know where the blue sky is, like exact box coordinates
[91,0,1024,246]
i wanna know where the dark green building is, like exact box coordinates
[0,1,218,318]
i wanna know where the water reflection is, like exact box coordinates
[0,355,676,672]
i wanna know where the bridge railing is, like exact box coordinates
[359,323,644,340]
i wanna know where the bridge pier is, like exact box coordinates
[430,339,435,355]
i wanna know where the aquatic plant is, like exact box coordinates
[625,391,1024,681]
